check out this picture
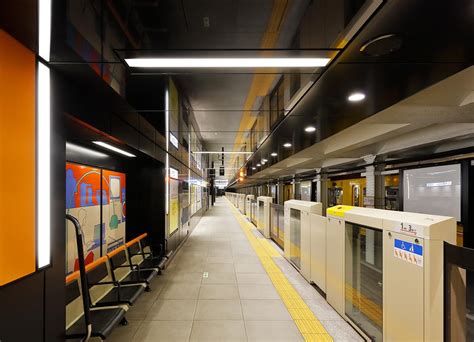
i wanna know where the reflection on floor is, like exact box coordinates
[107,198,363,341]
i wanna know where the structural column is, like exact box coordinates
[314,169,329,212]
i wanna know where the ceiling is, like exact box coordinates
[128,0,324,176]
[235,66,474,187]
[43,0,473,185]
[233,0,474,187]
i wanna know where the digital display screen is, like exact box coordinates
[403,164,461,220]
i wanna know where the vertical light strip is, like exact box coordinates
[165,88,169,214]
[188,132,191,206]
[37,62,51,268]
[38,0,52,61]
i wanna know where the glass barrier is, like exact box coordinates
[444,242,474,341]
[258,201,265,231]
[345,223,383,341]
[251,200,257,225]
[289,208,302,268]
[270,204,284,249]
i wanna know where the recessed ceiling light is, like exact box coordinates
[348,92,366,102]
[252,167,256,170]
[271,152,278,157]
[256,163,261,167]
[124,57,331,69]
[304,126,316,133]
[262,159,268,163]
[93,141,136,157]
[283,143,292,148]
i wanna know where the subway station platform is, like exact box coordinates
[108,198,362,342]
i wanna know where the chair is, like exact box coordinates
[65,276,126,340]
[107,246,158,291]
[85,256,145,307]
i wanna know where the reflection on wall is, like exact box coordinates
[66,0,126,95]
[65,163,126,274]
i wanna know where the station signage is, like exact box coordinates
[170,132,179,149]
[169,167,179,179]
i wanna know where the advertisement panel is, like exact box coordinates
[169,178,179,235]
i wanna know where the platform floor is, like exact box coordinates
[108,197,363,341]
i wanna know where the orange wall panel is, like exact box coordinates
[0,30,36,285]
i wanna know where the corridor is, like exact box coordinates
[108,198,362,341]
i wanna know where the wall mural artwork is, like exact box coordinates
[65,163,126,274]
[65,163,103,274]
[102,169,126,253]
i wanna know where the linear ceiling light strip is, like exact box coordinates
[125,58,330,68]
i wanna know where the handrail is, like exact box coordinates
[106,245,126,258]
[66,214,92,341]
[66,233,148,283]
[125,233,148,247]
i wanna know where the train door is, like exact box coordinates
[300,180,312,201]
[283,184,293,202]
[328,181,344,207]
[352,184,361,206]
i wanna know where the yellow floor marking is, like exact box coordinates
[226,198,333,342]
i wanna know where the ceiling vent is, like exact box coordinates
[360,34,402,57]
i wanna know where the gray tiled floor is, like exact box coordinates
[107,198,362,341]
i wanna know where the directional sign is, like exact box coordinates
[394,239,423,267]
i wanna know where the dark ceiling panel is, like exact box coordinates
[241,0,474,180]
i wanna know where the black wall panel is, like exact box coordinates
[0,273,44,341]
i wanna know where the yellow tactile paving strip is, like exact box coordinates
[346,284,383,328]
[227,198,333,342]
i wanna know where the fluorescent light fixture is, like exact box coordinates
[93,141,136,157]
[252,167,256,170]
[271,152,278,157]
[165,89,169,214]
[257,163,261,167]
[283,143,292,148]
[66,142,108,158]
[348,92,366,102]
[37,61,50,268]
[125,57,331,69]
[426,181,452,187]
[305,126,316,132]
[262,159,268,163]
[38,0,52,61]
[192,151,252,154]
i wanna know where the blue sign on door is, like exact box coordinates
[394,239,423,256]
